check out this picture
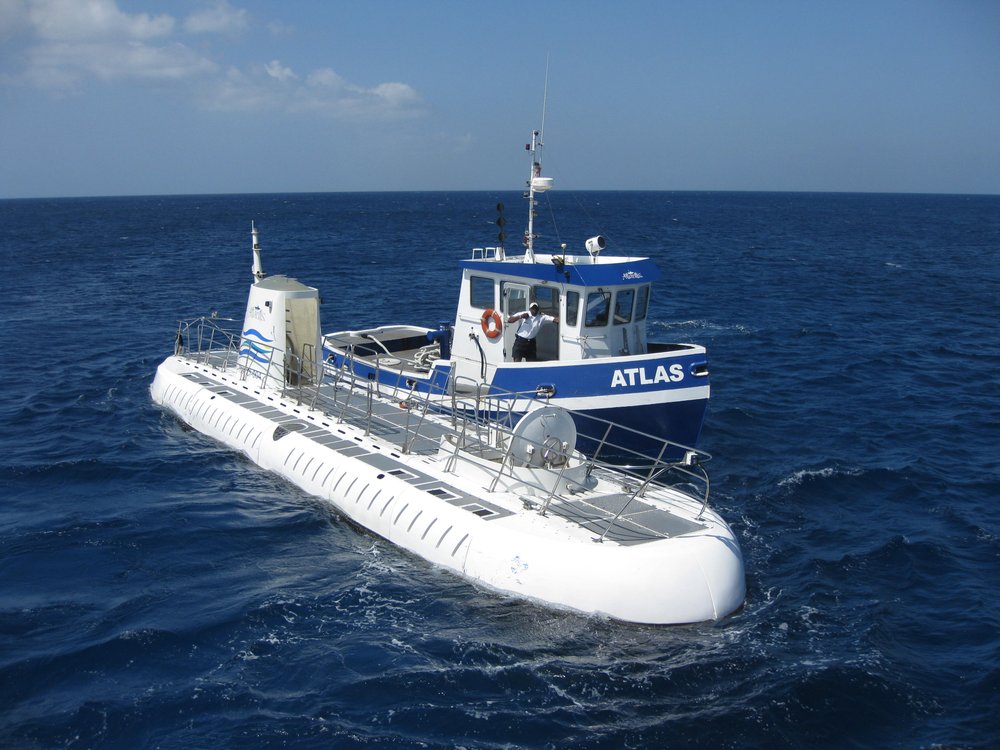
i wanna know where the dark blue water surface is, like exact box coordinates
[2,191,998,749]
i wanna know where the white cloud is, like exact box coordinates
[305,67,345,89]
[298,66,423,119]
[3,1,424,121]
[370,82,420,108]
[266,19,294,38]
[25,39,216,85]
[21,39,217,89]
[264,59,296,82]
[202,60,424,121]
[206,65,270,111]
[184,1,247,35]
[6,0,212,88]
[0,0,29,39]
[28,0,173,40]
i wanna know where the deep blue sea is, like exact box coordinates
[2,190,998,749]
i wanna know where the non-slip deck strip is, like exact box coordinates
[181,370,512,521]
[182,367,702,543]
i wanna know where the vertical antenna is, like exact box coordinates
[540,53,550,143]
[525,55,553,264]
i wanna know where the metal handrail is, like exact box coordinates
[170,315,713,536]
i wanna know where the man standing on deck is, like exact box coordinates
[508,302,558,362]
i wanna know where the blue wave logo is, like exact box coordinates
[240,328,274,364]
[242,328,273,342]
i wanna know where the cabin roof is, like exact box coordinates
[459,256,662,286]
[257,274,317,293]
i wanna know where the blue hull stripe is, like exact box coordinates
[324,350,708,451]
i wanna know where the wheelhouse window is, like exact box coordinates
[501,281,528,315]
[613,289,635,324]
[585,291,610,327]
[635,284,650,321]
[470,276,495,309]
[532,285,559,317]
[565,291,580,327]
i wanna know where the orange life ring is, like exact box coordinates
[481,309,502,338]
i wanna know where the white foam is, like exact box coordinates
[778,465,863,488]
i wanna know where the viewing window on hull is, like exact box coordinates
[565,291,580,327]
[614,289,635,324]
[636,284,650,321]
[585,291,611,328]
[470,276,495,309]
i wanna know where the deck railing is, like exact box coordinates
[172,316,714,536]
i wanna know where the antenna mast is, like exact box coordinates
[524,57,553,263]
[251,221,265,282]
[540,55,550,143]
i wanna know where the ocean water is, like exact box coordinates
[1,190,998,749]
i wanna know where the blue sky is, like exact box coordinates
[1,0,998,198]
